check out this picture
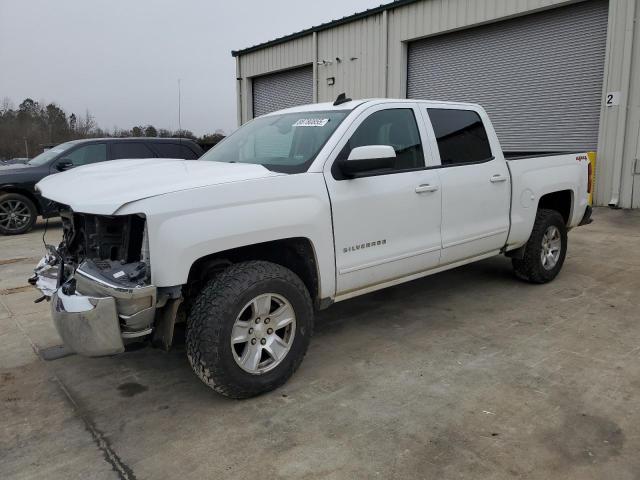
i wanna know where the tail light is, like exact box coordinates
[587,161,593,194]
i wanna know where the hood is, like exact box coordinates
[1,159,29,166]
[0,163,33,173]
[36,158,281,215]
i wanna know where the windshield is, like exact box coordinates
[27,141,77,166]
[201,111,349,173]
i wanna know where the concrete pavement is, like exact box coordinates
[1,208,639,479]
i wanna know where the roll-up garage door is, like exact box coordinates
[252,66,313,118]
[407,0,608,153]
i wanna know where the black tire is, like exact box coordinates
[186,260,314,399]
[512,209,568,284]
[0,193,37,235]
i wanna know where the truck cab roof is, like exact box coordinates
[266,98,483,116]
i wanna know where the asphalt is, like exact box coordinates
[1,208,639,479]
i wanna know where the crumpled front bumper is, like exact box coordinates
[52,289,125,356]
[32,255,156,357]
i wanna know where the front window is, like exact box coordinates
[342,108,425,171]
[201,111,349,173]
[64,143,107,166]
[27,141,78,166]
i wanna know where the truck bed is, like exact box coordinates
[505,151,590,250]
[504,152,583,161]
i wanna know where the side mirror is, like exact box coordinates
[339,145,396,177]
[56,160,74,171]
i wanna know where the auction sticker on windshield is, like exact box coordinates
[293,118,329,127]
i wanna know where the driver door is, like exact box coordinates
[51,143,107,172]
[323,103,442,297]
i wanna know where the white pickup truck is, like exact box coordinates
[32,97,593,398]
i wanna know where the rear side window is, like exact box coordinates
[111,143,155,160]
[153,143,198,159]
[428,109,493,166]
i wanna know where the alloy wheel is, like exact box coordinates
[0,199,32,233]
[540,225,562,270]
[230,293,296,374]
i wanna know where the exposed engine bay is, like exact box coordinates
[56,210,150,286]
[29,209,180,356]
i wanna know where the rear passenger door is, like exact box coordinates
[422,106,510,265]
[109,142,156,160]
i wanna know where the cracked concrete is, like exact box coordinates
[1,209,639,479]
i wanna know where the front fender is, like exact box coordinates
[117,174,336,299]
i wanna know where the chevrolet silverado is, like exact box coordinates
[31,97,593,398]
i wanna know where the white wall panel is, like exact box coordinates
[407,1,608,153]
[595,0,639,207]
[239,35,314,78]
[235,0,640,207]
[316,15,387,102]
[386,0,575,97]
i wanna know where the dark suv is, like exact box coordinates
[0,138,203,235]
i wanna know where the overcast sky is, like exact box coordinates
[0,0,379,135]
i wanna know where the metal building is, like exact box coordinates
[232,0,640,208]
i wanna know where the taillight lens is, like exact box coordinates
[587,161,593,194]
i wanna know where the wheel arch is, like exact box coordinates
[0,187,42,214]
[186,237,323,309]
[537,189,574,226]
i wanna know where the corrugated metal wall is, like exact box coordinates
[316,15,387,102]
[237,0,577,114]
[385,0,576,97]
[235,0,640,207]
[238,35,315,78]
[252,66,314,117]
[406,0,609,153]
[628,3,640,209]
[595,0,639,208]
[238,35,315,121]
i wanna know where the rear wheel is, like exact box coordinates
[512,209,567,284]
[186,260,313,399]
[0,193,37,235]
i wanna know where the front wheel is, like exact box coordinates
[512,209,568,284]
[186,260,314,399]
[0,193,37,235]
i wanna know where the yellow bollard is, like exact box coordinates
[587,151,596,205]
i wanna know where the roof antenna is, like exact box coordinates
[333,92,352,106]
[177,79,183,149]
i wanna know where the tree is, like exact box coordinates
[199,132,225,147]
[0,96,229,160]
[1,97,14,114]
[45,103,69,143]
[18,98,40,118]
[15,99,46,159]
[144,125,157,137]
[76,110,97,136]
[172,129,196,140]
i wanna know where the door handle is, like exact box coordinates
[490,174,508,183]
[415,184,439,193]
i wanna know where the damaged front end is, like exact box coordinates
[30,210,171,356]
